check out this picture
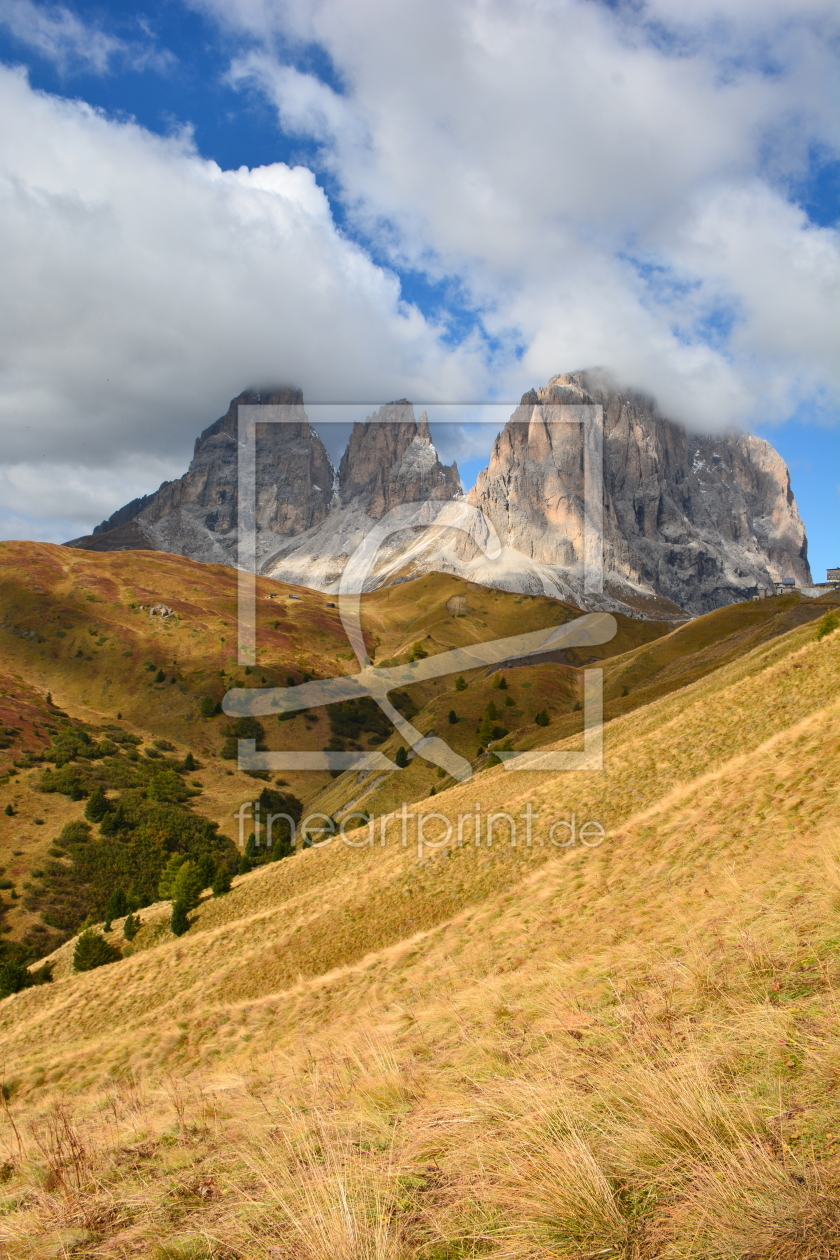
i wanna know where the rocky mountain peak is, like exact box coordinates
[338,401,461,517]
[466,372,810,613]
[67,373,810,616]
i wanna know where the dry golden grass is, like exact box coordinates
[0,582,838,1255]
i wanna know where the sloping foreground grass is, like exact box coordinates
[4,607,837,1055]
[0,621,837,1256]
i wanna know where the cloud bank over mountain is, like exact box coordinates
[211,0,839,427]
[0,0,837,540]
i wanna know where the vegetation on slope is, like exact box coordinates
[0,612,837,1256]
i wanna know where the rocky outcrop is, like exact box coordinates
[91,492,156,536]
[337,401,461,516]
[457,371,810,614]
[137,387,336,566]
[68,373,810,617]
[67,389,335,565]
[261,402,462,589]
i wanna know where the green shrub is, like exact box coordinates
[230,716,265,742]
[816,610,840,640]
[84,787,110,822]
[147,770,191,803]
[199,696,217,719]
[170,901,190,936]
[73,929,120,972]
[39,766,88,798]
[328,697,391,743]
[0,959,52,1000]
[391,690,419,720]
[59,820,91,845]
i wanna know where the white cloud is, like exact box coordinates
[0,0,168,74]
[199,0,840,429]
[1,0,838,542]
[0,65,484,536]
[0,454,183,542]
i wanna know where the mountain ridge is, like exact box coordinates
[66,371,811,617]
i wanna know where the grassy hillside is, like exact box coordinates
[0,544,678,953]
[0,591,837,1256]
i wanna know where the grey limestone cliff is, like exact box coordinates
[460,372,810,614]
[67,372,810,617]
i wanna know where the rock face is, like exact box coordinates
[261,401,463,589]
[67,372,810,617]
[68,389,335,566]
[68,393,463,586]
[338,402,461,515]
[459,372,810,614]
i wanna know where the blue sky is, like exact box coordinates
[0,0,836,576]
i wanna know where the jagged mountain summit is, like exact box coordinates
[66,372,810,616]
[458,371,810,614]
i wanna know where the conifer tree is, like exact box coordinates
[212,864,232,897]
[3,804,13,817]
[157,854,186,900]
[170,901,190,936]
[478,707,496,745]
[394,746,409,768]
[73,929,120,972]
[171,860,202,912]
[534,708,550,726]
[448,710,458,724]
[103,888,128,931]
[84,787,110,822]
[270,832,293,862]
[181,751,196,772]
[454,675,467,691]
[238,853,253,875]
[0,961,31,999]
[196,852,216,890]
[123,912,140,941]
